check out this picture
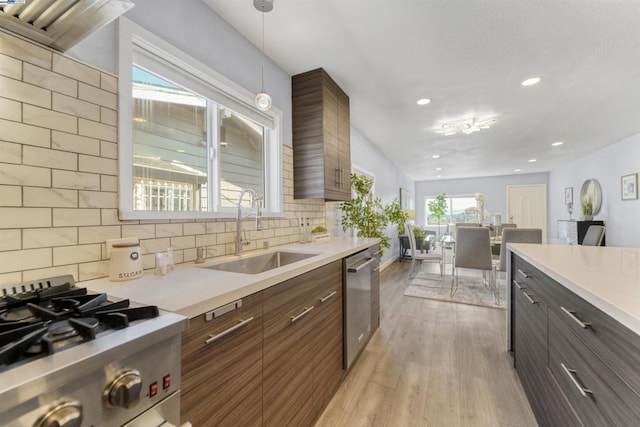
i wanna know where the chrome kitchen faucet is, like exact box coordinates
[236,188,263,256]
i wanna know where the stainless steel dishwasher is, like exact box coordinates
[344,249,374,369]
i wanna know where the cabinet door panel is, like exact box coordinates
[181,291,263,426]
[549,309,640,426]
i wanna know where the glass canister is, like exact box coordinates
[109,243,143,281]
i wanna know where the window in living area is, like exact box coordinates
[425,196,477,226]
[118,18,282,220]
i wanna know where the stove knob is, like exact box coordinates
[104,368,142,409]
[33,400,82,427]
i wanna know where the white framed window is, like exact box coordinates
[424,195,477,226]
[118,18,283,220]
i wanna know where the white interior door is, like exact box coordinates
[507,184,547,239]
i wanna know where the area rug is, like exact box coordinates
[404,272,507,309]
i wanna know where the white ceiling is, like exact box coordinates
[203,0,640,181]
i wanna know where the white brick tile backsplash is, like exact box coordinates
[156,223,183,237]
[52,131,100,156]
[170,235,195,250]
[0,53,21,79]
[78,261,108,282]
[54,244,101,265]
[100,141,117,159]
[0,97,21,121]
[183,247,197,262]
[217,232,235,244]
[0,229,20,250]
[100,73,118,93]
[0,272,22,286]
[23,227,77,248]
[101,209,121,225]
[139,238,171,255]
[205,222,226,234]
[195,233,216,247]
[52,208,100,226]
[0,118,51,147]
[23,63,77,97]
[100,107,117,126]
[0,163,51,187]
[0,141,21,163]
[23,104,77,134]
[78,155,117,175]
[101,175,118,192]
[78,83,117,110]
[24,265,78,283]
[122,224,156,239]
[0,33,51,68]
[23,146,77,171]
[78,119,116,142]
[78,190,117,208]
[0,75,51,108]
[79,225,121,244]
[0,185,22,206]
[0,248,51,274]
[183,222,206,235]
[52,93,99,121]
[23,187,77,207]
[52,170,100,190]
[52,54,99,86]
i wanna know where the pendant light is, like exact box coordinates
[254,0,273,111]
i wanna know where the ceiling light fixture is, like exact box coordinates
[434,116,496,136]
[514,169,522,172]
[254,0,273,111]
[435,167,442,171]
[528,159,537,163]
[416,98,431,105]
[551,141,564,146]
[436,175,442,178]
[432,154,440,159]
[521,76,542,86]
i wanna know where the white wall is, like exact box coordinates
[549,132,640,247]
[415,173,549,227]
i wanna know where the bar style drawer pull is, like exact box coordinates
[290,306,314,323]
[523,292,538,304]
[372,266,380,272]
[561,306,592,329]
[205,317,254,345]
[517,269,529,278]
[347,258,374,273]
[561,363,592,397]
[319,291,337,303]
[513,280,524,290]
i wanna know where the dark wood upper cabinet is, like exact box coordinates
[292,68,351,201]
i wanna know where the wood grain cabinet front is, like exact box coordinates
[262,260,343,427]
[181,291,263,427]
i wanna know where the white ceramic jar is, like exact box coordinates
[109,243,143,281]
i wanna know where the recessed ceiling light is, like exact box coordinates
[432,154,440,159]
[435,167,442,171]
[514,169,522,172]
[436,175,442,178]
[176,149,185,153]
[521,76,542,86]
[528,159,537,163]
[551,141,564,146]
[220,141,229,146]
[133,117,146,123]
[416,98,431,105]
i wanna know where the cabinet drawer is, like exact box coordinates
[525,260,640,396]
[512,256,546,296]
[181,291,263,426]
[549,309,640,426]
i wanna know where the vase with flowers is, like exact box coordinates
[475,193,486,225]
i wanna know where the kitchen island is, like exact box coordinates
[507,243,640,426]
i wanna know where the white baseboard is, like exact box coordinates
[380,255,398,272]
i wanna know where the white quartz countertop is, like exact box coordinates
[508,243,640,335]
[84,237,378,319]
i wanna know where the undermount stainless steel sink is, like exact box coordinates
[203,251,319,275]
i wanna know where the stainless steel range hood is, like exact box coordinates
[0,0,134,52]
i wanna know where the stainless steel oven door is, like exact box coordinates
[123,391,191,427]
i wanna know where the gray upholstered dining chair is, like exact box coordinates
[451,226,495,300]
[494,222,516,238]
[498,228,543,272]
[582,225,605,246]
[406,222,443,281]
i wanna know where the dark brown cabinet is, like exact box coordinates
[262,260,343,426]
[511,255,640,427]
[181,291,263,426]
[292,68,351,201]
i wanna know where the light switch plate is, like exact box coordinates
[105,237,139,259]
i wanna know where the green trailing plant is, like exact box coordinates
[582,196,593,216]
[427,193,448,237]
[311,225,327,233]
[340,173,407,257]
[413,226,426,240]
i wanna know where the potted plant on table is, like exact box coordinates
[581,196,593,221]
[340,173,407,257]
[427,193,448,238]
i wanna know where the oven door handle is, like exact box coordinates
[160,422,192,427]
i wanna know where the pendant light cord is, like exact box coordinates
[261,0,265,92]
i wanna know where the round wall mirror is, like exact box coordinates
[580,178,602,215]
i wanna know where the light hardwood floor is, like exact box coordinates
[316,261,538,427]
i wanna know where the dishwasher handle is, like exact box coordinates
[347,258,374,273]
